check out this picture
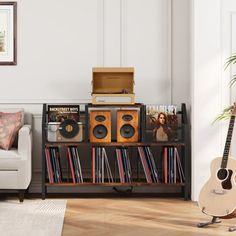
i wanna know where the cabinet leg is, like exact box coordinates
[184,184,189,200]
[19,190,25,203]
[42,186,46,200]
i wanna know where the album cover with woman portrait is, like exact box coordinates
[146,105,178,142]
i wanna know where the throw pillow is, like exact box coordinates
[0,112,23,150]
[0,108,24,126]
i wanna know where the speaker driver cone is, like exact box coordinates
[59,119,79,139]
[122,114,133,121]
[95,115,106,122]
[120,124,135,138]
[93,125,108,139]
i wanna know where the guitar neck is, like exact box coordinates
[221,115,235,168]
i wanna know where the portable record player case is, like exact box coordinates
[92,67,135,104]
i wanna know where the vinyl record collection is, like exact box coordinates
[116,147,132,183]
[67,146,83,183]
[163,146,185,184]
[44,145,185,184]
[92,147,113,183]
[137,146,159,183]
[45,146,63,183]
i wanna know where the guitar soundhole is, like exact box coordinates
[217,168,228,180]
[222,169,233,190]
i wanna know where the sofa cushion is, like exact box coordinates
[0,171,18,188]
[0,108,24,126]
[0,112,23,150]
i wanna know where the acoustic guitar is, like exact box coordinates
[198,105,236,218]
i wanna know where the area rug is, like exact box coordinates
[0,199,67,236]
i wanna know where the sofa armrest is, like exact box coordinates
[18,124,32,158]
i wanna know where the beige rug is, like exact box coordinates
[0,199,67,236]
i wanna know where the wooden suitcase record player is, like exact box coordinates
[92,67,135,104]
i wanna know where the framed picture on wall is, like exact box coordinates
[0,2,17,65]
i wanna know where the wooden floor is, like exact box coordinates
[62,198,236,236]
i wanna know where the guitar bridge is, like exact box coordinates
[211,189,226,195]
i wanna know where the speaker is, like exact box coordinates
[89,110,111,143]
[117,110,139,142]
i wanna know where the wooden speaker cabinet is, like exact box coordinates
[89,110,111,143]
[117,110,139,143]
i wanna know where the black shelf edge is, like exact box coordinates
[45,182,185,187]
[44,142,185,147]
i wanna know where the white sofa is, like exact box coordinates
[0,109,32,202]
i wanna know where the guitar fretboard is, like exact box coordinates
[221,115,235,168]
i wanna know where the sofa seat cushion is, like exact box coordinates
[0,170,19,189]
[0,148,22,169]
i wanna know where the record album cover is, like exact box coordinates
[47,104,80,123]
[146,105,178,142]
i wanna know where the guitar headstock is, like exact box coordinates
[230,102,236,116]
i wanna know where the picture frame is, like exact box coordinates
[0,2,17,65]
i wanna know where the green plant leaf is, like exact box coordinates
[213,104,234,123]
[215,54,236,123]
[229,74,236,87]
[225,54,236,70]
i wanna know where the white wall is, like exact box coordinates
[1,0,98,102]
[0,0,172,104]
[0,0,191,193]
[172,0,190,106]
[192,0,222,202]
